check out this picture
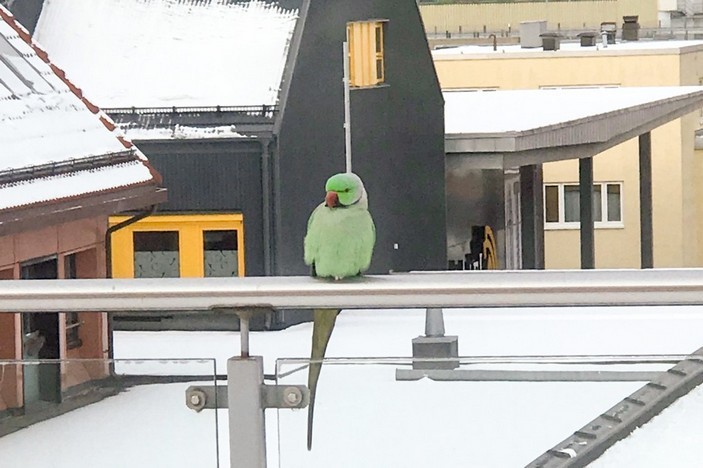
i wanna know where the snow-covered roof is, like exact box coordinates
[444,86,703,135]
[0,6,160,213]
[444,86,703,168]
[33,0,300,108]
[433,39,703,59]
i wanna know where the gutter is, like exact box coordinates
[104,204,157,361]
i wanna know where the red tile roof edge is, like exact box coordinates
[0,4,163,188]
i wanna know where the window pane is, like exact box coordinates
[545,185,559,223]
[375,58,384,82]
[564,186,580,222]
[203,230,238,277]
[607,184,622,221]
[133,231,179,278]
[593,185,602,222]
[375,25,383,54]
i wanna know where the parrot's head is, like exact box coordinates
[324,172,367,209]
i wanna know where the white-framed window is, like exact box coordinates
[544,182,623,229]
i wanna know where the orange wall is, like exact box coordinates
[0,216,110,405]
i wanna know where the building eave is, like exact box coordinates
[0,185,167,237]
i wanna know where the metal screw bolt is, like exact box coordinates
[190,394,202,406]
[284,387,302,406]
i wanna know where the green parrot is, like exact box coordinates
[303,172,376,450]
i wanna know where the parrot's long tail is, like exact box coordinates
[307,308,340,451]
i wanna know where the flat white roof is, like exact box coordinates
[444,86,703,168]
[433,39,703,59]
[444,86,703,135]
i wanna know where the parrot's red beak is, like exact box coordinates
[325,191,340,208]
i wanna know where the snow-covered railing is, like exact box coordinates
[103,105,278,118]
[0,150,137,185]
[2,269,703,312]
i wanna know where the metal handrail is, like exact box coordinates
[4,269,703,468]
[3,269,703,312]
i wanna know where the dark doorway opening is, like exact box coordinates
[21,257,61,408]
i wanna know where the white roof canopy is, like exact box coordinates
[444,87,703,169]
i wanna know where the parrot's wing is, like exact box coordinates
[307,308,340,451]
[304,203,325,266]
[358,211,376,271]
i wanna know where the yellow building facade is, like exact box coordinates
[420,0,659,35]
[434,41,703,268]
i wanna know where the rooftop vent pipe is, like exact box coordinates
[600,22,617,44]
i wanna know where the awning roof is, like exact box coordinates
[445,87,703,169]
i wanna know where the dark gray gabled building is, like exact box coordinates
[19,0,446,325]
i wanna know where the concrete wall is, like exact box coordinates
[434,43,703,268]
[420,0,659,34]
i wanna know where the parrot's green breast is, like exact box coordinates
[304,204,375,279]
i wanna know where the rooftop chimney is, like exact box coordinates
[622,15,640,41]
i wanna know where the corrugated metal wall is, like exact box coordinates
[419,0,658,34]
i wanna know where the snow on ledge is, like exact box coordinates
[120,124,248,140]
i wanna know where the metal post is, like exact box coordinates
[240,314,250,358]
[520,164,545,270]
[639,132,653,269]
[579,157,595,269]
[425,307,446,337]
[343,41,352,173]
[228,356,266,468]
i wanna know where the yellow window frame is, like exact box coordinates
[347,20,387,88]
[109,213,245,278]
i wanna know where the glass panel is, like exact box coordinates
[133,231,180,278]
[203,230,238,277]
[275,356,675,467]
[544,185,559,222]
[564,185,580,222]
[544,185,559,223]
[593,184,602,222]
[0,358,219,467]
[375,58,384,82]
[607,184,622,222]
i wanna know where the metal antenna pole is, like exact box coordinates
[343,41,352,173]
